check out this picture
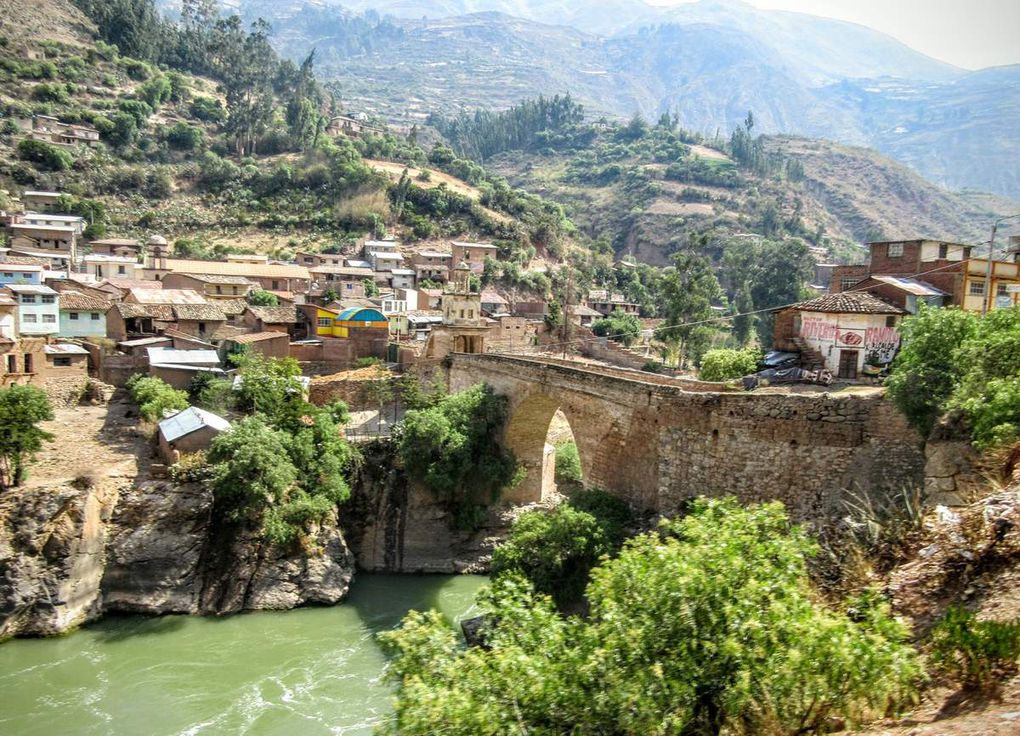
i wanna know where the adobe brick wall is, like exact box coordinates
[449,354,925,521]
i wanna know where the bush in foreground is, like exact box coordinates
[699,347,760,381]
[382,498,922,735]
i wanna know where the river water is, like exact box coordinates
[0,574,487,736]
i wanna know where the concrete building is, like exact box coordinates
[161,272,256,300]
[773,292,906,380]
[587,289,640,316]
[450,241,498,271]
[58,290,109,338]
[83,254,140,281]
[411,250,452,282]
[389,268,416,290]
[144,256,311,294]
[88,238,142,258]
[0,263,45,286]
[4,284,59,336]
[22,191,63,213]
[23,115,100,148]
[9,223,79,261]
[830,239,1020,314]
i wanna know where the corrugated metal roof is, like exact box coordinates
[336,306,387,322]
[870,276,949,297]
[146,347,221,365]
[43,343,89,355]
[159,406,231,443]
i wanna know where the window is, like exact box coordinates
[53,357,71,367]
[2,272,12,278]
[888,242,904,258]
[939,243,948,259]
[90,312,100,320]
[885,316,897,327]
[468,309,474,318]
[840,278,860,291]
[69,312,79,320]
[42,295,55,304]
[272,280,280,290]
[215,286,222,294]
[118,265,126,275]
[997,283,1008,296]
[20,295,36,304]
[459,309,465,318]
[317,317,332,327]
[970,280,986,296]
[198,322,206,333]
[23,314,37,322]
[42,315,56,323]
[345,283,352,290]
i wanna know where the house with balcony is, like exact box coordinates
[161,272,256,300]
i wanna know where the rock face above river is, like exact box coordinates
[0,479,122,639]
[0,478,355,638]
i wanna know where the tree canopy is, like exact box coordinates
[0,385,54,490]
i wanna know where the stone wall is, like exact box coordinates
[449,354,926,521]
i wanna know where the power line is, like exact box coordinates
[499,253,998,355]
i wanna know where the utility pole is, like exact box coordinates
[562,269,573,360]
[983,213,1020,316]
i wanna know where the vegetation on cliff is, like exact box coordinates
[382,498,921,735]
[395,384,518,530]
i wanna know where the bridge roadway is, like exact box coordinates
[446,352,924,521]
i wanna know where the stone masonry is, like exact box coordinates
[448,354,926,521]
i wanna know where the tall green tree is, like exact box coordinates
[660,251,724,367]
[886,306,978,438]
[0,385,54,490]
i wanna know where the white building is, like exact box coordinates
[83,254,140,280]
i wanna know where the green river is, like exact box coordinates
[0,574,487,736]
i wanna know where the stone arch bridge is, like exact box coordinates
[447,354,925,521]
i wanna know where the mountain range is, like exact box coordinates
[213,0,1020,202]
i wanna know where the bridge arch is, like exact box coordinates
[502,390,590,504]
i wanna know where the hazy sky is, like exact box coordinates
[648,0,1020,69]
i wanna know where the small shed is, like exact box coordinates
[157,406,230,464]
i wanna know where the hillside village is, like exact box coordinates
[2,2,1020,735]
[3,156,1020,412]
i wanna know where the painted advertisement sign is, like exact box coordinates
[800,318,901,365]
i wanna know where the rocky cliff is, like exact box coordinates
[345,440,510,573]
[0,476,355,639]
[0,401,355,640]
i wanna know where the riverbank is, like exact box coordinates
[0,574,487,735]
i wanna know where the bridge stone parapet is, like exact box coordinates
[448,353,924,521]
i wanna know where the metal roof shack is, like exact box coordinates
[869,275,948,297]
[146,347,221,366]
[158,406,231,442]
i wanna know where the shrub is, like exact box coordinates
[491,504,611,607]
[125,374,188,422]
[699,347,760,381]
[930,606,1020,688]
[381,499,922,735]
[17,139,73,171]
[164,122,204,151]
[554,441,582,486]
[395,384,517,528]
[189,96,225,123]
[31,82,70,104]
[247,289,279,306]
[591,309,641,346]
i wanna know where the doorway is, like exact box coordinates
[837,350,858,379]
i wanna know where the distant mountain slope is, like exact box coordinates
[231,0,1020,200]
